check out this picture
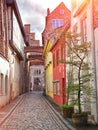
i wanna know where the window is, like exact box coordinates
[31,52,42,55]
[39,70,41,75]
[0,74,4,95]
[52,19,63,29]
[53,53,56,68]
[57,82,60,95]
[5,75,8,94]
[54,83,56,95]
[73,24,77,33]
[37,70,39,75]
[61,46,65,61]
[34,70,36,75]
[53,81,60,95]
[56,49,59,66]
[60,9,64,14]
[81,15,87,42]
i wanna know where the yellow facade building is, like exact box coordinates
[43,40,53,98]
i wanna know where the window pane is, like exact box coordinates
[0,74,4,95]
[52,19,63,29]
[57,82,60,95]
[5,75,8,94]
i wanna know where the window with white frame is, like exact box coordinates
[13,12,24,56]
[73,24,78,33]
[34,70,36,75]
[53,53,56,68]
[0,73,4,95]
[53,83,56,95]
[56,49,59,66]
[5,75,8,94]
[81,15,87,42]
[61,45,65,61]
[57,82,60,95]
[39,70,41,75]
[53,81,60,95]
[52,19,63,29]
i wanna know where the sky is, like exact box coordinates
[16,0,71,44]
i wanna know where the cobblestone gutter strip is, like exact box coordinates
[41,97,68,130]
[0,93,26,126]
[42,96,76,130]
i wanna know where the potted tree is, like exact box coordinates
[65,32,93,125]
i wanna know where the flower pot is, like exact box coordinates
[61,107,74,118]
[72,113,88,126]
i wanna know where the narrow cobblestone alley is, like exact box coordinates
[0,92,69,130]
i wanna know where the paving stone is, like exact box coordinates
[0,92,69,130]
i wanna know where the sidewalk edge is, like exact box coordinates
[43,96,76,130]
[0,93,26,126]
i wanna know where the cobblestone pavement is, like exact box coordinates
[0,92,69,130]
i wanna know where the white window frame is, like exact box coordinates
[52,19,63,29]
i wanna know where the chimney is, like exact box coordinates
[24,24,30,34]
[47,8,50,16]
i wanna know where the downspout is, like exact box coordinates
[91,0,98,124]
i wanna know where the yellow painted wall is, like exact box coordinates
[45,54,53,98]
[43,41,53,98]
[12,56,20,99]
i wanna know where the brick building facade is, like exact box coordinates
[0,0,8,59]
[0,0,9,107]
[42,2,70,104]
[0,0,27,108]
[24,24,44,91]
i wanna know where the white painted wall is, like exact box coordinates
[30,65,44,91]
[0,57,10,107]
[13,11,25,57]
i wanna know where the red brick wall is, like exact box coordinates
[0,0,8,60]
[30,33,35,40]
[24,24,30,34]
[24,24,40,47]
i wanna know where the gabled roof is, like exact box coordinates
[50,24,70,51]
[42,2,71,45]
[48,2,70,17]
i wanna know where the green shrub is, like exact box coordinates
[60,104,74,109]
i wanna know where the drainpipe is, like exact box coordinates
[91,0,98,124]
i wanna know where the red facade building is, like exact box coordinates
[51,35,66,105]
[42,2,71,45]
[49,3,71,105]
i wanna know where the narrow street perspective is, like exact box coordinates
[0,92,69,130]
[1,0,98,130]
